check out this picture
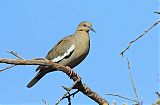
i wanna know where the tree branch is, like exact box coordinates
[0,65,15,72]
[0,50,25,72]
[126,58,139,104]
[6,50,24,60]
[120,19,160,56]
[155,92,160,98]
[106,93,138,103]
[0,58,109,105]
[154,11,160,15]
[42,99,49,105]
[55,79,80,105]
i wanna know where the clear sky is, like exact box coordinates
[0,0,159,105]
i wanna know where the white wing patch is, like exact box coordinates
[52,44,75,62]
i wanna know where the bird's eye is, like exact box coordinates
[83,24,86,27]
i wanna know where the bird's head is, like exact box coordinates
[77,21,96,33]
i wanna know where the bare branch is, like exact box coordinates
[155,92,160,98]
[57,89,79,105]
[0,51,24,72]
[42,99,49,105]
[64,90,79,98]
[0,65,16,72]
[126,58,139,104]
[120,19,160,56]
[55,79,81,105]
[154,11,160,15]
[63,90,79,105]
[6,50,24,59]
[106,93,138,103]
[0,58,109,105]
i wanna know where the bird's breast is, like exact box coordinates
[58,33,90,68]
[67,33,90,68]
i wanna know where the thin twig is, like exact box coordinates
[0,50,24,72]
[66,90,79,105]
[126,58,139,104]
[6,50,24,59]
[64,90,79,98]
[42,99,49,105]
[55,79,81,105]
[106,93,138,103]
[0,65,16,72]
[155,92,160,98]
[154,11,160,15]
[120,19,160,56]
[61,89,79,105]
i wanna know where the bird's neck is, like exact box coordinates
[75,30,90,43]
[76,30,89,35]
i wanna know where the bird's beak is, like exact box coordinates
[90,27,96,33]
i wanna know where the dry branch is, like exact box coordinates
[126,58,139,104]
[42,99,49,105]
[154,11,160,15]
[6,50,24,60]
[120,19,160,56]
[155,92,160,98]
[106,93,138,103]
[0,58,109,105]
[0,65,15,72]
[0,51,24,72]
[55,79,80,105]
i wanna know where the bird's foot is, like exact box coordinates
[66,66,81,79]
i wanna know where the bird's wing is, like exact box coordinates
[46,35,75,62]
[36,35,75,71]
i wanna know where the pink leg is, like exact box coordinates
[66,66,80,79]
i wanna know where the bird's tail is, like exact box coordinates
[27,71,46,88]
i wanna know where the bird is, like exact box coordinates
[27,21,95,88]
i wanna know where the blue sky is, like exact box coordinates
[0,0,159,105]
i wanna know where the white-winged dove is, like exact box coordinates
[27,21,95,88]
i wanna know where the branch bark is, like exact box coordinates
[0,58,109,105]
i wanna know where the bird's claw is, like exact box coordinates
[66,66,81,79]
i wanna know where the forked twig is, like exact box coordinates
[0,51,24,72]
[64,90,79,98]
[63,89,79,105]
[55,79,81,105]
